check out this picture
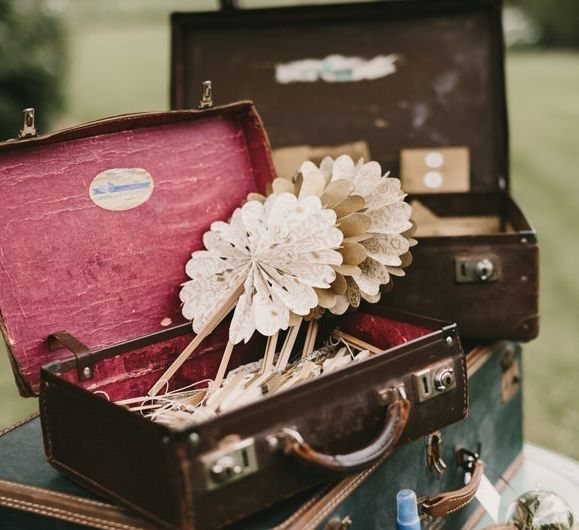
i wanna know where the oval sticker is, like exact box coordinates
[89,168,154,211]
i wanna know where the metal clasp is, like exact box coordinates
[200,436,258,491]
[198,80,213,109]
[455,255,500,283]
[412,361,456,403]
[426,431,447,476]
[18,108,37,139]
[456,445,481,473]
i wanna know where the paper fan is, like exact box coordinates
[180,193,343,344]
[266,154,415,315]
[149,192,343,396]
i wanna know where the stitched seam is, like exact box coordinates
[175,445,195,528]
[40,387,54,457]
[461,348,468,417]
[0,480,118,509]
[0,497,144,530]
[0,413,39,438]
[298,402,407,530]
[302,448,392,530]
[271,485,335,530]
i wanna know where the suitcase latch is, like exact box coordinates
[412,360,457,402]
[455,255,500,283]
[18,108,37,139]
[199,436,258,491]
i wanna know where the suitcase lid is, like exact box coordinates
[0,102,275,394]
[171,0,509,193]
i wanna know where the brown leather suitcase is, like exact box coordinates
[170,0,539,342]
[0,103,468,529]
[0,342,521,530]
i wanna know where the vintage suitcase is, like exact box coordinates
[170,0,539,342]
[0,103,468,530]
[0,342,521,530]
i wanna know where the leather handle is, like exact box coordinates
[280,396,411,473]
[421,459,484,517]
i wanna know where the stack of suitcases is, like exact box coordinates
[0,1,538,529]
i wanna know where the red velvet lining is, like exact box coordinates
[0,107,273,393]
[57,312,433,403]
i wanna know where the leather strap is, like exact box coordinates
[421,459,484,517]
[281,398,411,473]
[47,331,94,381]
[0,479,155,530]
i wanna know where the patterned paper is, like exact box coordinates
[180,193,343,344]
[266,155,415,315]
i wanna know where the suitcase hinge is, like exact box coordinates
[18,108,37,139]
[47,331,95,381]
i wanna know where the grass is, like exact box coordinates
[0,5,578,459]
[507,51,579,457]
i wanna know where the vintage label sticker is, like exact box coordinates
[89,168,154,211]
[275,54,399,84]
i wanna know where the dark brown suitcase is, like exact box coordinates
[0,103,468,529]
[170,0,539,342]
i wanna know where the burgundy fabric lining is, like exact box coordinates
[339,312,433,351]
[0,109,273,392]
[56,312,432,403]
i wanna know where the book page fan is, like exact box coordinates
[148,155,414,398]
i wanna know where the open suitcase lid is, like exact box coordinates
[171,0,509,193]
[0,102,275,395]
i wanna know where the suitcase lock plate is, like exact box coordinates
[412,360,457,402]
[200,437,258,491]
[455,255,500,283]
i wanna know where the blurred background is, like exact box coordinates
[0,0,578,460]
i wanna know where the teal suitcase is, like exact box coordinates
[0,342,523,530]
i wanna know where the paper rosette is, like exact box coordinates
[253,155,415,316]
[180,193,343,344]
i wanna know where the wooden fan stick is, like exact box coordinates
[331,330,382,355]
[275,319,303,372]
[260,332,279,375]
[148,279,245,397]
[210,341,235,393]
[301,319,319,359]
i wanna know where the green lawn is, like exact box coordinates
[1,5,578,459]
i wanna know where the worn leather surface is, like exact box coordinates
[171,1,508,192]
[40,307,467,529]
[170,0,540,343]
[0,415,148,530]
[0,103,275,396]
[239,342,523,530]
[0,344,519,529]
[283,398,411,473]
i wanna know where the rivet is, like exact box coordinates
[267,435,280,451]
[520,237,528,244]
[521,275,528,283]
[445,336,454,346]
[162,436,171,445]
[82,366,92,379]
[189,432,200,447]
